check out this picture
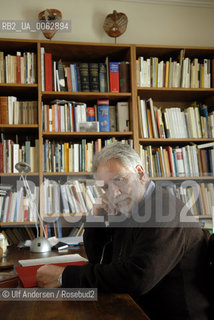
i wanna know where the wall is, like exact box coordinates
[0,0,214,46]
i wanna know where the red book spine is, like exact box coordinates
[44,53,53,91]
[16,52,21,84]
[166,146,174,177]
[109,62,119,93]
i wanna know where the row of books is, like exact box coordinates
[41,48,130,93]
[43,138,133,173]
[0,185,39,223]
[138,98,213,139]
[0,96,38,125]
[136,50,212,88]
[0,51,36,84]
[140,144,214,177]
[1,228,35,246]
[44,220,84,239]
[42,100,130,133]
[42,178,104,215]
[167,182,214,217]
[0,136,39,173]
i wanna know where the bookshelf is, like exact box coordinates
[134,44,214,229]
[0,39,214,239]
[0,39,135,241]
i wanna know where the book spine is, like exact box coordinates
[89,63,99,92]
[116,102,129,132]
[57,60,66,91]
[87,106,95,121]
[79,63,89,92]
[44,53,53,91]
[16,52,21,84]
[97,100,110,132]
[109,62,119,93]
[99,63,107,92]
[119,61,130,92]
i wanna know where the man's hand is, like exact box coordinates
[36,264,65,288]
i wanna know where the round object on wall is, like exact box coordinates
[38,9,62,40]
[103,10,128,38]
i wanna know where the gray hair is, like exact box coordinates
[92,141,143,173]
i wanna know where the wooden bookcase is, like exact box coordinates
[0,39,214,237]
[134,44,214,225]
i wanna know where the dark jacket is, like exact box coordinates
[62,182,211,319]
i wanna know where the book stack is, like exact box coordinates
[0,51,37,84]
[136,50,211,89]
[42,100,130,133]
[140,144,214,178]
[0,185,39,223]
[2,227,35,246]
[138,98,214,139]
[0,96,38,125]
[43,138,133,173]
[165,182,214,217]
[0,135,39,173]
[42,178,106,216]
[40,48,130,93]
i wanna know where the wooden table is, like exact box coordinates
[0,246,150,320]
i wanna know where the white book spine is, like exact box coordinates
[175,148,185,177]
[40,47,45,92]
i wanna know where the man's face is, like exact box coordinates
[96,159,146,216]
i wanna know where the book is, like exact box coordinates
[116,102,129,132]
[44,53,53,91]
[0,96,8,124]
[16,255,87,287]
[87,106,95,121]
[57,60,67,91]
[109,105,117,131]
[99,63,107,92]
[79,63,89,92]
[119,61,130,92]
[89,63,99,92]
[109,62,119,93]
[97,100,110,132]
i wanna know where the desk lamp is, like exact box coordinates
[15,162,51,253]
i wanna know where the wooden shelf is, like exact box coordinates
[137,87,214,102]
[42,213,88,218]
[0,222,39,226]
[42,91,131,102]
[42,172,92,176]
[0,172,39,177]
[42,131,133,137]
[139,138,214,144]
[196,215,212,219]
[0,125,39,132]
[152,176,214,181]
[0,83,38,96]
[0,83,38,88]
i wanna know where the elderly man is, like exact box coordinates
[37,142,211,319]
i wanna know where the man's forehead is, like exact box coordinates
[95,172,135,185]
[97,159,129,172]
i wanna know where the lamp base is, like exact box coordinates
[30,237,51,253]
